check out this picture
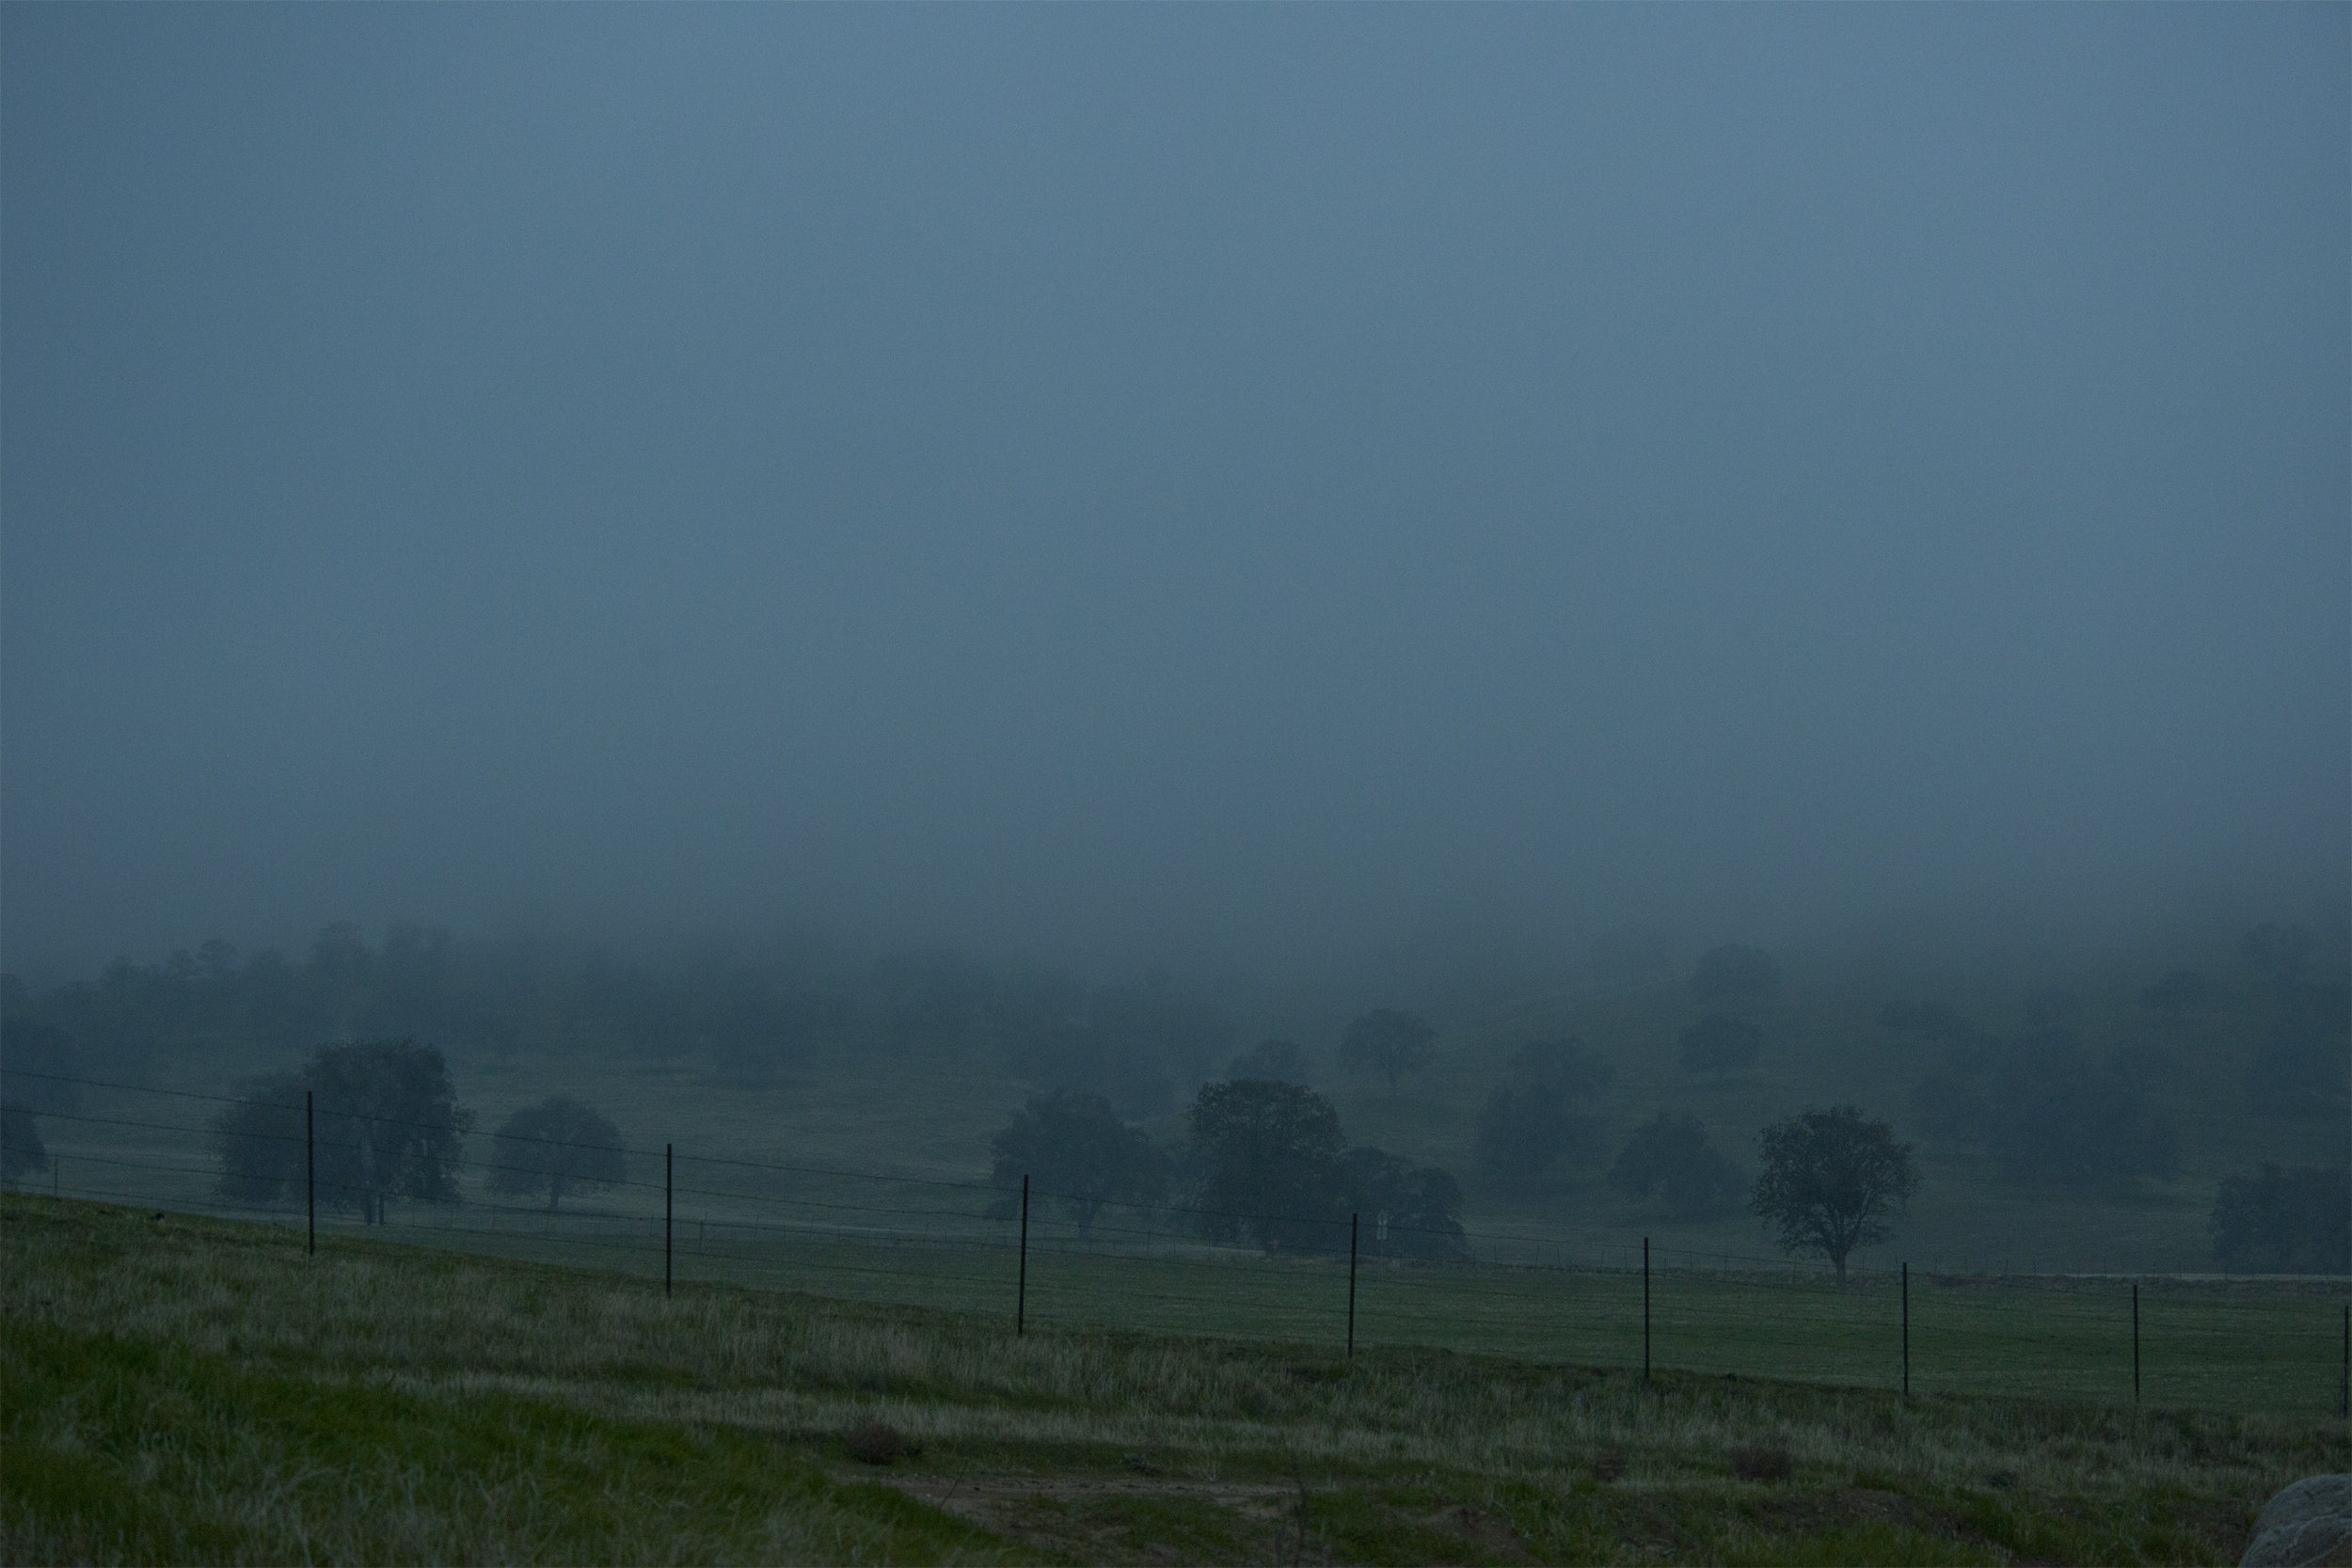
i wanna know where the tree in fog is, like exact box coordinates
[1186,1079,1345,1253]
[988,1088,1166,1241]
[1910,1028,2177,1189]
[1751,1105,1916,1283]
[1227,1037,1311,1085]
[0,980,79,1116]
[1607,1113,1741,1218]
[1337,1147,1468,1260]
[1689,944,1778,1014]
[2209,1164,2351,1275]
[2242,977,2350,1119]
[1337,1008,1436,1091]
[1677,1014,1761,1077]
[215,1039,470,1224]
[487,1097,626,1213]
[1472,1037,1612,1188]
[1,1103,47,1183]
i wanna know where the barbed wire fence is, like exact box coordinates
[7,1069,2347,1419]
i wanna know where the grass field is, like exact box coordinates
[27,1078,2348,1425]
[5,1192,2345,1563]
[337,1215,2348,1418]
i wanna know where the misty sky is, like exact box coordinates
[4,7,2345,976]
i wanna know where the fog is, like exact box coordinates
[5,6,2344,982]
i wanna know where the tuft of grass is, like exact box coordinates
[1731,1443,1795,1482]
[847,1417,906,1466]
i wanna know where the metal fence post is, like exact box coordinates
[2340,1302,2347,1419]
[306,1090,315,1257]
[1643,1237,1651,1384]
[1901,1261,1909,1400]
[1347,1212,1359,1358]
[2132,1282,2140,1405]
[664,1144,674,1298]
[1017,1174,1029,1337]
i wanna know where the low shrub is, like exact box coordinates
[845,1416,901,1465]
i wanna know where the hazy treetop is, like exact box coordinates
[3,7,2344,975]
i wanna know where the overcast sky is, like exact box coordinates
[4,6,2344,977]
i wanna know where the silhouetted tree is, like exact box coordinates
[988,1088,1166,1240]
[1,1103,48,1183]
[487,1097,626,1213]
[1677,1013,1762,1076]
[2209,1164,2351,1274]
[1227,1037,1311,1085]
[1473,1037,1612,1187]
[1690,945,1778,1013]
[215,1039,471,1224]
[1338,1008,1437,1090]
[1608,1113,1741,1218]
[1751,1105,1916,1283]
[1186,1080,1346,1253]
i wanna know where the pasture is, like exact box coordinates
[5,1192,2344,1563]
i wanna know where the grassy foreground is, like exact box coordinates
[4,1195,2344,1565]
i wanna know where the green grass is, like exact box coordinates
[5,1193,2344,1563]
[211,1205,2346,1418]
[1,1315,1009,1565]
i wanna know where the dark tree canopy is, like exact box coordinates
[2209,1164,2350,1275]
[1751,1105,1917,1282]
[214,1038,472,1224]
[1910,1029,2177,1190]
[1337,1008,1437,1090]
[1186,1079,1347,1253]
[1677,1013,1762,1076]
[1473,1037,1612,1188]
[487,1096,626,1213]
[988,1088,1166,1240]
[1337,1147,1468,1260]
[1607,1113,1741,1218]
[1,1103,48,1183]
[1689,945,1779,1013]
[1227,1037,1311,1086]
